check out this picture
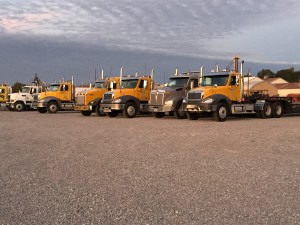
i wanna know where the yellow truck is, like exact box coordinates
[75,77,120,116]
[37,77,77,113]
[183,56,300,121]
[101,69,154,118]
[0,84,12,107]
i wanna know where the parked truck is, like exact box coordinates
[6,84,42,111]
[75,77,120,116]
[149,70,199,119]
[0,84,12,107]
[37,77,77,113]
[182,56,300,122]
[101,68,154,118]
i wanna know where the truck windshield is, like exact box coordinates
[202,75,229,86]
[167,77,189,87]
[121,79,138,89]
[49,84,60,91]
[21,87,31,93]
[94,81,106,88]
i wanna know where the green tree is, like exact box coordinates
[257,69,275,79]
[276,68,299,82]
[11,82,26,93]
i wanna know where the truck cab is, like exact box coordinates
[0,84,12,106]
[6,84,42,111]
[37,78,75,113]
[75,77,120,116]
[149,72,199,119]
[101,75,154,118]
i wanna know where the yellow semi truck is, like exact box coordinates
[37,77,77,113]
[183,56,300,121]
[75,77,120,116]
[101,69,154,118]
[0,84,12,107]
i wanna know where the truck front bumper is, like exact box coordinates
[182,102,216,113]
[149,105,173,113]
[37,102,48,108]
[101,103,124,112]
[6,103,13,109]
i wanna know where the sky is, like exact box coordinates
[0,0,300,85]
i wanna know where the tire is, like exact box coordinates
[14,102,25,112]
[187,112,198,120]
[271,102,283,118]
[123,102,137,118]
[81,111,92,116]
[153,112,164,118]
[213,103,228,122]
[174,101,186,119]
[95,102,105,117]
[47,102,59,113]
[106,111,118,117]
[37,107,47,113]
[259,102,272,119]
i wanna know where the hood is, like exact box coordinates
[153,86,184,93]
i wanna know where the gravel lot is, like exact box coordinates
[0,110,299,225]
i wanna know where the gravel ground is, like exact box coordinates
[0,110,299,225]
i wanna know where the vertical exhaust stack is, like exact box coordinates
[71,76,75,101]
[175,68,179,76]
[135,72,138,77]
[150,69,154,80]
[216,64,219,73]
[101,70,104,80]
[240,61,245,101]
[234,56,240,72]
[199,66,204,86]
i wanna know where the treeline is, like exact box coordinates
[257,67,300,83]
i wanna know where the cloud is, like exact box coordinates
[0,0,299,64]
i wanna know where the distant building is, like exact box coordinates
[243,77,278,96]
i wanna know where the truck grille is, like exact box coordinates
[188,92,202,100]
[150,92,164,105]
[76,95,85,106]
[103,93,113,102]
[33,95,39,102]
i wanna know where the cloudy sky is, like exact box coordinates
[0,0,300,84]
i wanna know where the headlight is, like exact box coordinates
[202,98,213,103]
[113,98,121,103]
[182,98,187,103]
[165,100,173,106]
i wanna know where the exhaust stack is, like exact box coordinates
[101,70,104,80]
[216,64,219,73]
[150,69,154,80]
[240,61,245,101]
[175,68,179,76]
[199,66,204,86]
[234,56,240,72]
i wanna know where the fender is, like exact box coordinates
[39,96,62,109]
[209,94,231,106]
[92,98,102,107]
[118,95,140,107]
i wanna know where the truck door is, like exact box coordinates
[228,75,240,101]
[136,79,149,101]
[59,84,71,101]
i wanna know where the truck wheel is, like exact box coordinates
[259,102,272,119]
[174,101,186,119]
[106,111,118,117]
[272,102,283,118]
[47,102,59,113]
[213,103,228,122]
[154,112,164,118]
[187,112,198,120]
[37,107,47,113]
[81,111,92,116]
[123,102,137,118]
[14,102,25,112]
[96,102,105,117]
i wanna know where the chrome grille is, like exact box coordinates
[76,95,85,106]
[150,92,164,105]
[188,92,202,100]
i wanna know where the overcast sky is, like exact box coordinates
[0,0,300,84]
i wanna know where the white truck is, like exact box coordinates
[6,84,43,111]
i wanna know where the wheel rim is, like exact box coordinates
[219,106,227,119]
[127,106,136,116]
[265,105,272,116]
[275,105,282,115]
[50,104,57,112]
[178,105,185,117]
[16,104,23,110]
